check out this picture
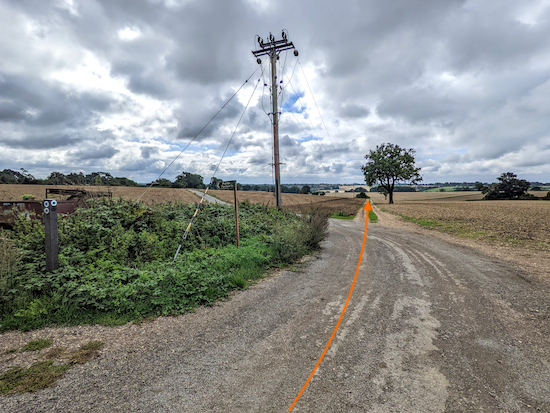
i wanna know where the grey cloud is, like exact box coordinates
[228,135,263,151]
[175,91,245,140]
[141,146,160,159]
[0,101,26,121]
[0,133,84,149]
[70,146,120,161]
[119,159,163,173]
[2,0,550,183]
[338,104,370,119]
[248,154,269,165]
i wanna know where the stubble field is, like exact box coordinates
[205,189,367,215]
[0,184,201,205]
[372,193,550,252]
[0,185,367,216]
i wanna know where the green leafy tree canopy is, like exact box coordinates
[361,143,422,204]
[482,172,530,200]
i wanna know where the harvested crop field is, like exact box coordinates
[380,200,550,251]
[368,191,485,203]
[0,185,201,205]
[206,190,367,215]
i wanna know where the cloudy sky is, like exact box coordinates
[1,0,550,185]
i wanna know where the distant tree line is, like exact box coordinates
[152,172,206,189]
[370,185,416,192]
[210,180,312,194]
[0,169,141,186]
[0,168,209,189]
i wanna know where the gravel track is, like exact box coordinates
[2,217,550,412]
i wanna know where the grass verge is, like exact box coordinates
[369,210,378,223]
[0,340,105,396]
[330,211,355,220]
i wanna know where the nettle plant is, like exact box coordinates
[1,199,329,331]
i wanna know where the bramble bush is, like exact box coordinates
[0,199,328,331]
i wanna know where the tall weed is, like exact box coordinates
[0,234,21,311]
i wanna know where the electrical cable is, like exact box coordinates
[281,62,344,176]
[136,65,262,202]
[298,59,338,155]
[173,77,262,262]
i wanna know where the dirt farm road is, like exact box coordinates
[3,218,550,412]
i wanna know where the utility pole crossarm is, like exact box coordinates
[252,41,295,57]
[252,31,298,209]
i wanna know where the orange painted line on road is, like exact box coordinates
[288,201,373,411]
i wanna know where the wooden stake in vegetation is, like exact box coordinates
[222,180,240,247]
[43,199,59,272]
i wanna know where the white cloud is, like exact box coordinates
[0,0,549,185]
[117,27,142,41]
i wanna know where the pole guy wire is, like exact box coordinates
[298,59,338,155]
[173,77,262,262]
[136,65,262,203]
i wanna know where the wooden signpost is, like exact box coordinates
[43,199,59,272]
[221,180,240,248]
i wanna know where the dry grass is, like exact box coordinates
[379,200,550,251]
[0,235,20,290]
[0,184,201,205]
[67,341,105,365]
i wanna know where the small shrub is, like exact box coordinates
[21,195,35,200]
[356,192,368,198]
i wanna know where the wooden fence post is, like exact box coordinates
[44,199,59,272]
[234,184,240,248]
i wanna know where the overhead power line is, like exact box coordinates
[298,59,338,155]
[173,77,261,262]
[136,65,262,202]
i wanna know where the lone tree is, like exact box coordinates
[361,143,422,204]
[482,172,530,200]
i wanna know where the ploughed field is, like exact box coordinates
[0,184,201,205]
[377,199,550,251]
[206,189,367,215]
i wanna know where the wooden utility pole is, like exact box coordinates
[252,31,298,208]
